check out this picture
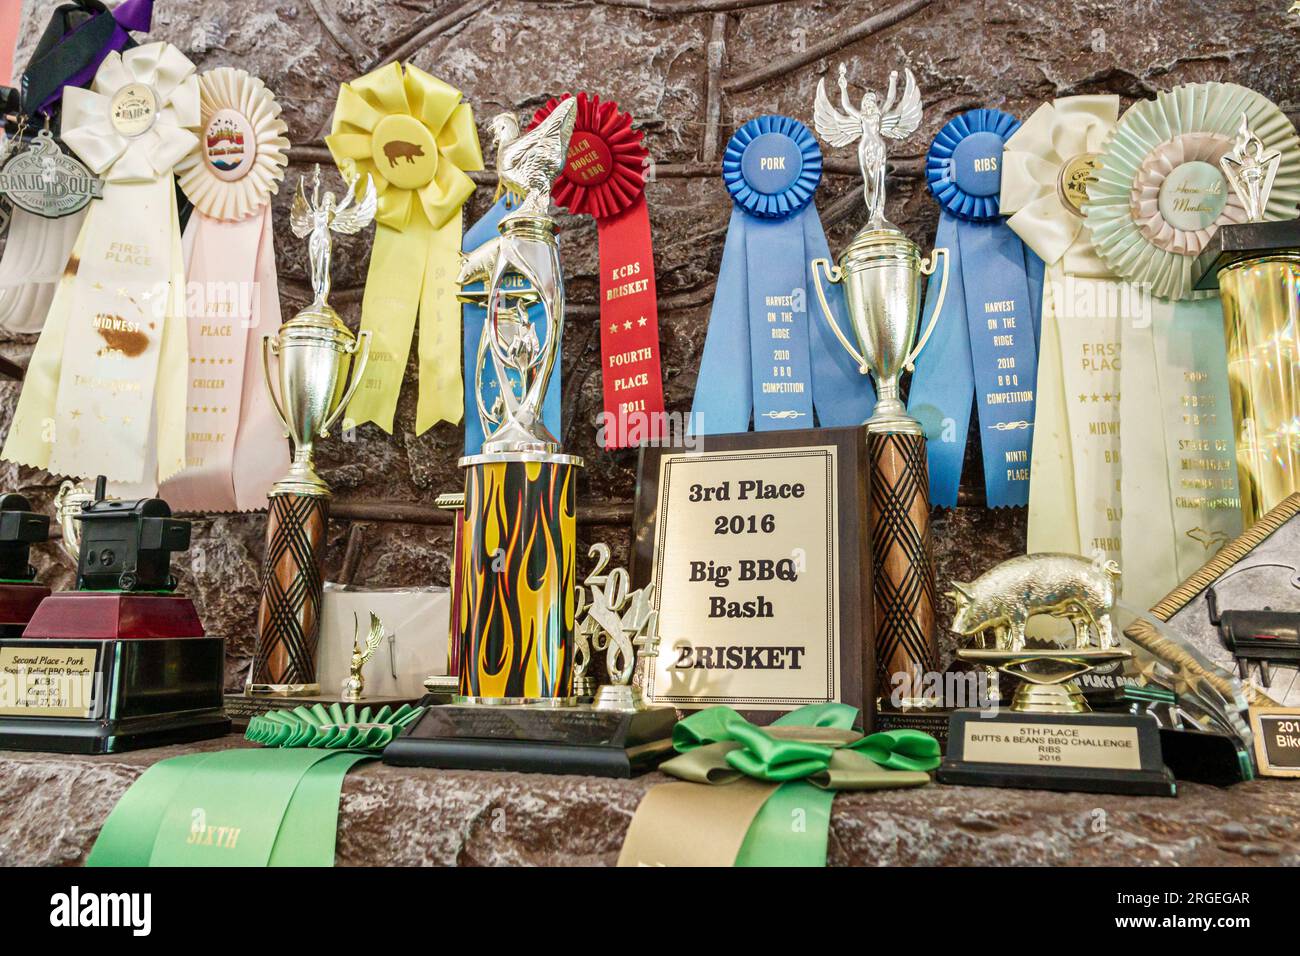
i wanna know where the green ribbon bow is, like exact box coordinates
[245,702,425,750]
[620,703,940,867]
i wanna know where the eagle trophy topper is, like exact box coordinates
[814,63,922,229]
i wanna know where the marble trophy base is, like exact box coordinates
[223,691,419,729]
[384,701,677,778]
[0,581,50,638]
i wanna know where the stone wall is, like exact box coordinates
[3,0,1296,689]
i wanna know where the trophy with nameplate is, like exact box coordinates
[0,478,229,753]
[1195,114,1300,528]
[385,98,676,777]
[809,65,949,734]
[936,553,1175,795]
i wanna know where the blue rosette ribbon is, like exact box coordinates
[692,116,874,433]
[461,194,561,455]
[907,109,1044,508]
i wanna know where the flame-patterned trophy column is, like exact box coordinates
[810,65,948,711]
[454,99,583,704]
[249,167,374,693]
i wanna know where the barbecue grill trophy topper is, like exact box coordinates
[937,553,1176,796]
[810,63,948,730]
[0,477,228,754]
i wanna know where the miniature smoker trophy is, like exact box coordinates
[809,66,949,720]
[384,100,677,776]
[0,478,229,753]
[246,166,373,696]
[1195,115,1300,528]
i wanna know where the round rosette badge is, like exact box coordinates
[999,95,1119,275]
[529,93,667,449]
[177,67,289,221]
[1083,82,1300,300]
[159,67,292,514]
[722,113,822,219]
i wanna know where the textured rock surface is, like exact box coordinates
[1,739,1298,866]
[3,0,1299,687]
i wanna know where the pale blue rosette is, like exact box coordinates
[1083,82,1300,301]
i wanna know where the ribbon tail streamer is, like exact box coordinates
[907,213,972,508]
[692,207,753,435]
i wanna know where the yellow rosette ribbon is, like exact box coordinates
[2,41,199,486]
[326,63,483,434]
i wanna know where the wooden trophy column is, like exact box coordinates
[868,431,938,708]
[250,491,329,692]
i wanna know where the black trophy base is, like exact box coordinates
[223,692,418,730]
[0,636,230,755]
[1195,219,1300,290]
[383,702,678,778]
[937,709,1176,797]
[873,706,951,752]
[0,711,230,755]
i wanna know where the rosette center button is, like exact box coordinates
[741,132,803,195]
[950,130,1004,198]
[564,131,613,187]
[371,114,438,190]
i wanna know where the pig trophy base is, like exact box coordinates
[937,648,1176,797]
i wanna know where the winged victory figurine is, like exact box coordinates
[290,164,378,305]
[814,63,922,228]
[340,611,387,702]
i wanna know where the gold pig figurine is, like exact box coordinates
[948,553,1122,652]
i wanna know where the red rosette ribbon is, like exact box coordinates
[530,92,665,449]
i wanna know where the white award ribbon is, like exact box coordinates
[1001,95,1123,564]
[1,42,198,485]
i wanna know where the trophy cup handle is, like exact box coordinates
[320,330,372,438]
[261,334,291,438]
[811,257,870,374]
[904,247,950,372]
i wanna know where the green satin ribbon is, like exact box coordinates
[87,749,371,867]
[660,703,939,867]
[245,702,424,749]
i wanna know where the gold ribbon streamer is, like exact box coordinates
[326,62,482,434]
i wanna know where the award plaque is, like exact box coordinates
[1249,706,1300,777]
[631,426,873,726]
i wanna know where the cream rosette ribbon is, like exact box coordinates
[326,62,483,434]
[1082,82,1300,608]
[1000,96,1126,578]
[157,67,290,512]
[2,41,198,486]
